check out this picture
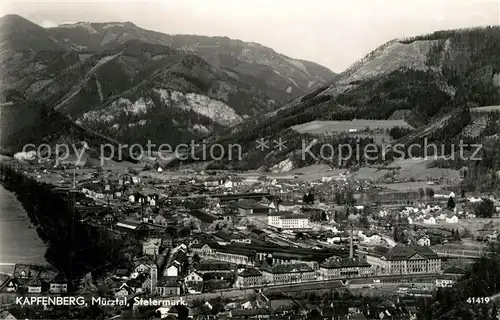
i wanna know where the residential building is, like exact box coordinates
[436,276,455,288]
[115,284,133,297]
[236,268,265,288]
[1,278,17,293]
[230,308,271,319]
[423,216,436,225]
[319,257,372,280]
[365,246,441,275]
[146,194,159,207]
[156,276,181,296]
[184,271,203,284]
[203,177,225,187]
[276,201,299,212]
[260,263,316,285]
[445,214,459,224]
[49,273,68,294]
[27,279,42,294]
[267,211,310,229]
[142,238,161,256]
[194,262,234,275]
[416,236,431,247]
[191,242,255,265]
[164,264,179,277]
[223,177,243,189]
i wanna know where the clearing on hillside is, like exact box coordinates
[470,105,500,113]
[291,119,414,135]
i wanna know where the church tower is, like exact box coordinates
[150,264,158,292]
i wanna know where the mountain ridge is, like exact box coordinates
[0,14,337,153]
[167,26,500,171]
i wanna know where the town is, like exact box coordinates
[0,153,498,320]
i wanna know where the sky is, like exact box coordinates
[2,0,499,73]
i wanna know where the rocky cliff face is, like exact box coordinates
[0,15,336,150]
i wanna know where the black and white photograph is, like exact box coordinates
[0,0,500,319]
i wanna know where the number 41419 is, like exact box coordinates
[467,297,491,304]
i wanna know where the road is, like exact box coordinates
[180,283,402,302]
[180,274,437,302]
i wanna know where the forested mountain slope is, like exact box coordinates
[0,15,336,152]
[172,26,500,171]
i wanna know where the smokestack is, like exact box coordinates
[349,224,354,259]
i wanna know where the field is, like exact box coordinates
[470,105,500,113]
[291,119,413,135]
[351,158,461,183]
[376,181,452,192]
[428,218,500,234]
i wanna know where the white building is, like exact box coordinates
[445,214,459,224]
[365,245,441,275]
[164,265,179,277]
[319,257,372,280]
[436,277,455,288]
[267,211,310,229]
[416,236,431,247]
[423,216,436,225]
[143,238,161,256]
[184,271,203,283]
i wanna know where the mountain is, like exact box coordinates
[171,26,500,171]
[0,15,337,153]
[47,21,337,96]
[0,14,75,53]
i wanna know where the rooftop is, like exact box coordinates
[383,245,439,261]
[260,263,314,274]
[321,257,371,269]
[229,199,270,210]
[269,211,309,219]
[238,268,262,277]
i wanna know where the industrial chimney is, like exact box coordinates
[349,223,354,259]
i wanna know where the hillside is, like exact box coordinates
[47,22,337,96]
[0,15,336,152]
[0,98,135,162]
[169,26,500,171]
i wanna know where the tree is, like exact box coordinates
[153,215,167,225]
[430,242,500,318]
[447,196,456,210]
[426,188,435,198]
[419,188,425,198]
[393,226,400,243]
[321,211,327,221]
[475,198,494,218]
[346,189,355,206]
[303,192,315,204]
[335,192,342,205]
[181,217,201,232]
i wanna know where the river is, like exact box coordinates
[0,183,47,274]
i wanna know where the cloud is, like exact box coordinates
[40,20,57,28]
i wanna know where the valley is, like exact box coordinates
[1,11,500,320]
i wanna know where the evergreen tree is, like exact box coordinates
[447,196,456,210]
